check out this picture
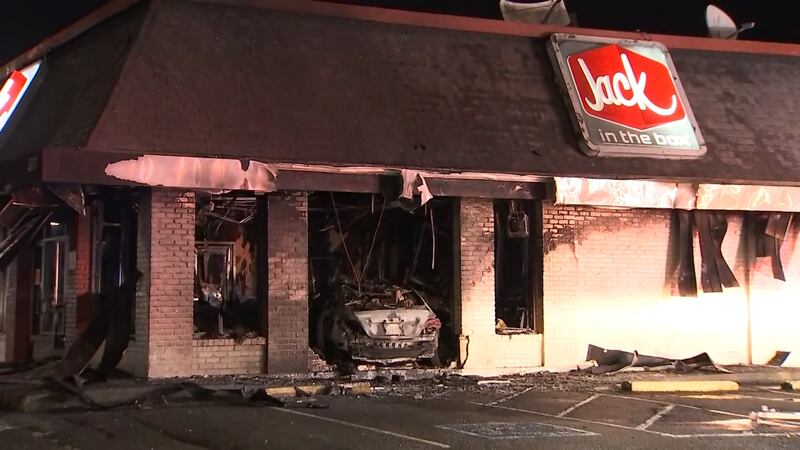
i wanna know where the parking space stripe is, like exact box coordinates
[488,386,535,406]
[556,394,600,417]
[636,404,675,430]
[271,407,451,448]
[473,401,675,437]
[671,432,800,438]
[601,393,750,419]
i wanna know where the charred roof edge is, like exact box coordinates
[0,0,144,78]
[5,0,800,78]
[195,0,800,57]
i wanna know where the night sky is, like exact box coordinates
[1,0,798,65]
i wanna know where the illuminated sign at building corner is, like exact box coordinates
[0,60,42,135]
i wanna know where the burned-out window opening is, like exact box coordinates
[308,192,456,368]
[32,213,69,346]
[494,199,543,335]
[194,193,262,339]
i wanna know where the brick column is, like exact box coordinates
[141,188,195,378]
[266,191,309,374]
[458,198,496,370]
[65,211,92,350]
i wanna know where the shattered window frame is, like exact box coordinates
[32,221,69,341]
[193,193,263,339]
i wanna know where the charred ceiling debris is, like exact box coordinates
[755,212,793,281]
[672,210,795,297]
[194,193,262,339]
[309,192,455,370]
[0,188,59,271]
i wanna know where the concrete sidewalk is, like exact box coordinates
[609,366,800,387]
[3,365,800,412]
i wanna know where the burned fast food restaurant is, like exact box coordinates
[1,0,800,378]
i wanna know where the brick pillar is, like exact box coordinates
[266,191,309,374]
[458,198,496,370]
[141,188,195,378]
[65,211,92,350]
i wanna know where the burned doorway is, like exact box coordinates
[194,193,263,339]
[308,193,456,368]
[86,188,139,333]
[494,199,543,334]
[32,213,70,348]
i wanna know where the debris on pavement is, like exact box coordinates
[750,406,800,428]
[583,344,730,375]
[766,350,791,367]
[477,380,512,386]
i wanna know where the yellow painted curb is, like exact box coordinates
[341,382,372,396]
[264,383,372,398]
[265,386,297,398]
[621,380,739,393]
[781,381,800,391]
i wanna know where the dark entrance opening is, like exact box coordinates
[308,192,456,368]
[87,188,139,334]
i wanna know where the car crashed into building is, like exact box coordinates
[311,281,442,367]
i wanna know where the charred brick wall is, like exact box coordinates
[749,221,800,367]
[458,198,496,370]
[266,191,310,374]
[140,188,195,378]
[542,204,750,368]
[457,198,542,372]
[191,338,266,375]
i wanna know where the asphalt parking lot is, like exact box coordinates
[2,384,800,449]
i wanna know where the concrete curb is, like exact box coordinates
[0,381,374,412]
[621,380,740,393]
[265,382,372,398]
[616,369,800,387]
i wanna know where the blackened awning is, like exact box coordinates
[3,0,800,188]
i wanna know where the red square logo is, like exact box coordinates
[567,44,686,130]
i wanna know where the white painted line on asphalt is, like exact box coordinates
[488,386,535,406]
[601,393,749,419]
[436,421,600,439]
[0,421,20,433]
[472,402,675,438]
[556,393,600,417]
[636,404,675,430]
[671,432,800,438]
[271,407,451,448]
[476,401,800,439]
[756,386,800,397]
